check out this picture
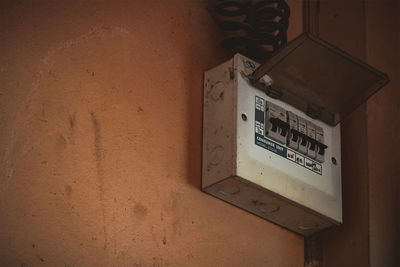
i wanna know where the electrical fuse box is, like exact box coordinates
[202,33,389,236]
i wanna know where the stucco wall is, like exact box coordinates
[0,1,304,266]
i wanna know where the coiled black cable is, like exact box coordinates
[214,0,290,61]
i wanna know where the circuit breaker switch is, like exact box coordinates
[315,126,327,162]
[287,111,299,150]
[306,121,317,158]
[270,117,289,136]
[265,102,288,144]
[270,120,278,133]
[297,116,308,154]
[309,140,317,151]
[291,130,299,142]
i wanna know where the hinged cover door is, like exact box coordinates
[250,33,390,125]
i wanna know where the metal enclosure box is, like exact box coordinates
[202,54,342,236]
[202,34,389,236]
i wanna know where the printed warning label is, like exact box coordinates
[287,150,296,162]
[254,96,322,176]
[295,153,304,166]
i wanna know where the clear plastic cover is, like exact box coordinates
[251,33,390,126]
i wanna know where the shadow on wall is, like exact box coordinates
[183,2,230,189]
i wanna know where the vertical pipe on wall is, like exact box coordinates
[303,0,319,35]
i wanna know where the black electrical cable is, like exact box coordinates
[214,0,290,61]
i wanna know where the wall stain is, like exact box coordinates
[133,203,148,219]
[112,212,117,258]
[90,111,108,250]
[56,134,67,150]
[56,134,67,160]
[68,113,76,131]
[169,191,190,238]
[33,107,48,123]
[90,112,103,176]
[33,112,48,123]
[64,184,72,196]
[35,254,45,262]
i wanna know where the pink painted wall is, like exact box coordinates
[0,1,304,266]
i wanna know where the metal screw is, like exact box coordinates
[241,113,247,121]
[331,157,337,165]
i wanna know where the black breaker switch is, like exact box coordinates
[265,102,288,144]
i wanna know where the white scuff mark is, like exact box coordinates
[2,26,131,182]
[41,26,131,71]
